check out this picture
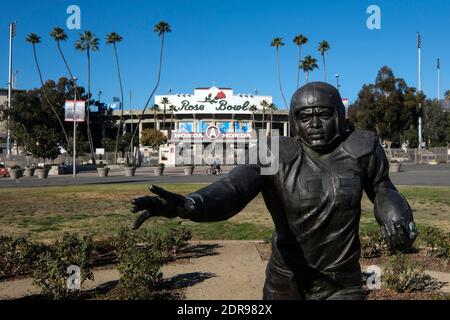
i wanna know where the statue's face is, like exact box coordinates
[296,107,336,149]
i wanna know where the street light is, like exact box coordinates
[335,74,340,91]
[72,77,78,178]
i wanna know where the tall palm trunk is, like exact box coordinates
[262,107,266,132]
[131,33,165,152]
[251,112,255,131]
[56,41,82,102]
[270,109,273,135]
[276,48,288,109]
[296,46,302,89]
[322,54,326,82]
[32,44,70,146]
[169,111,174,139]
[86,50,95,164]
[113,43,125,164]
[306,71,309,83]
[162,104,166,134]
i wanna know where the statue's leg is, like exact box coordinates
[262,257,304,300]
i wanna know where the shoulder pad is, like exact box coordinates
[342,129,376,158]
[278,136,302,163]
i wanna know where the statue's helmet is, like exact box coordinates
[289,82,346,149]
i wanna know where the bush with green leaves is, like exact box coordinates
[163,226,192,254]
[360,230,387,258]
[113,228,165,300]
[383,254,443,293]
[421,227,450,258]
[0,236,43,280]
[32,233,94,300]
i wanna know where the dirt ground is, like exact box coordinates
[0,240,449,300]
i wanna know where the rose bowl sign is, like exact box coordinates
[155,87,272,115]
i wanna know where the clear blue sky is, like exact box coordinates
[0,0,448,110]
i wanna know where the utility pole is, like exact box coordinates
[437,58,440,102]
[73,77,78,178]
[417,32,423,150]
[6,22,16,157]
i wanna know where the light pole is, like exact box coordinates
[437,58,440,101]
[72,77,78,178]
[6,22,16,157]
[335,74,340,91]
[417,32,423,150]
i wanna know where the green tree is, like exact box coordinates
[317,40,330,82]
[445,90,450,101]
[300,55,319,83]
[168,105,176,139]
[106,32,125,164]
[260,100,269,132]
[268,103,278,135]
[26,33,69,146]
[293,34,308,88]
[140,128,167,148]
[75,30,100,164]
[160,97,170,133]
[249,104,257,131]
[271,37,288,109]
[7,78,89,156]
[150,104,160,129]
[350,66,421,147]
[50,27,76,83]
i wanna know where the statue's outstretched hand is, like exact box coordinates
[130,185,196,230]
[381,219,418,251]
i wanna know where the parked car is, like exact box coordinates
[0,163,10,177]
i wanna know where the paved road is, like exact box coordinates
[0,164,449,188]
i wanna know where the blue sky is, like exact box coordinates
[0,0,448,110]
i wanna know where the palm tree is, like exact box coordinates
[26,33,70,146]
[168,105,176,139]
[106,32,125,165]
[160,97,170,135]
[131,21,171,156]
[300,55,319,83]
[151,104,160,129]
[270,37,288,109]
[318,40,330,82]
[260,100,269,132]
[249,105,257,131]
[268,103,278,135]
[50,27,75,81]
[445,90,450,101]
[75,30,100,164]
[293,34,308,88]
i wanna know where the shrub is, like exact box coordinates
[0,236,43,280]
[113,228,164,300]
[32,233,94,300]
[163,226,192,254]
[383,254,443,293]
[360,231,387,258]
[421,227,450,258]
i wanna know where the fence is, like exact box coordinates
[386,147,450,164]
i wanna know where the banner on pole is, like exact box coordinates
[65,100,85,122]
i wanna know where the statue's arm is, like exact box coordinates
[363,140,418,250]
[186,164,267,222]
